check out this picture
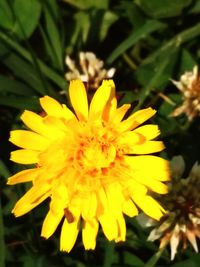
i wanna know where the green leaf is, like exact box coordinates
[136,46,178,108]
[43,1,63,70]
[0,160,11,179]
[178,49,196,74]
[0,75,34,95]
[0,31,67,90]
[12,0,42,39]
[123,251,144,266]
[3,53,47,95]
[144,247,165,267]
[0,0,14,29]
[107,20,165,63]
[171,259,198,267]
[0,198,5,267]
[21,255,44,267]
[63,0,108,9]
[135,0,192,18]
[99,11,118,41]
[74,11,90,43]
[103,242,116,267]
[143,23,200,65]
[119,1,145,28]
[0,96,40,110]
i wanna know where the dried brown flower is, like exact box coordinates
[171,66,200,121]
[147,156,200,260]
[65,52,115,91]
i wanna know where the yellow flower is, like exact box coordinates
[8,80,169,252]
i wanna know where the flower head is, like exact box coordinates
[65,52,115,90]
[148,156,200,260]
[8,80,169,252]
[171,66,200,121]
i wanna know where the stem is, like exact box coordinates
[144,246,166,267]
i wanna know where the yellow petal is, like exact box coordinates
[132,171,168,194]
[40,96,64,116]
[127,179,148,195]
[132,194,165,220]
[41,209,63,239]
[89,80,115,121]
[111,104,131,124]
[7,168,39,185]
[96,187,108,216]
[115,215,126,242]
[40,96,76,121]
[133,124,160,140]
[21,110,61,139]
[10,130,49,151]
[82,219,99,250]
[128,141,165,154]
[122,199,138,217]
[117,131,145,148]
[119,108,156,132]
[99,213,118,241]
[12,184,50,217]
[125,155,170,181]
[105,183,123,217]
[60,211,80,252]
[102,95,117,122]
[82,192,97,220]
[10,149,39,164]
[69,80,88,121]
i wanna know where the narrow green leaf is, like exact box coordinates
[3,53,47,95]
[63,0,108,9]
[0,160,11,179]
[0,198,5,267]
[0,75,34,95]
[103,242,115,267]
[0,96,40,110]
[12,0,42,39]
[171,259,197,267]
[99,11,118,41]
[123,251,144,266]
[135,0,192,18]
[136,47,178,108]
[0,31,67,89]
[75,11,90,43]
[43,1,63,70]
[107,20,165,63]
[0,0,14,29]
[144,247,165,267]
[143,23,200,65]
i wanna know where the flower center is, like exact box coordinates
[75,137,116,173]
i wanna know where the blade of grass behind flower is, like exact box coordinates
[3,53,47,95]
[107,20,165,64]
[144,246,165,267]
[0,31,67,90]
[0,160,11,179]
[0,75,34,95]
[103,242,115,267]
[143,22,200,65]
[43,1,63,71]
[0,96,40,110]
[0,198,5,267]
[136,46,178,109]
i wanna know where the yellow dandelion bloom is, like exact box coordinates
[8,80,170,252]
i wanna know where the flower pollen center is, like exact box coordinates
[75,135,116,174]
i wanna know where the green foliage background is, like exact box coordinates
[1,0,200,266]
